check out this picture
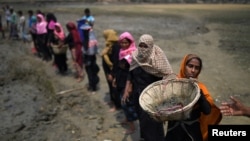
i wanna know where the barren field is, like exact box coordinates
[0,3,250,141]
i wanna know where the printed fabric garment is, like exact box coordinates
[130,34,173,78]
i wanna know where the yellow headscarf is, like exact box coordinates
[101,29,119,68]
[179,54,222,141]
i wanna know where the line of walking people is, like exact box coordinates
[101,29,223,141]
[1,5,100,93]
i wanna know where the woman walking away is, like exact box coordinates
[65,22,84,82]
[101,29,121,112]
[50,22,68,75]
[122,34,173,141]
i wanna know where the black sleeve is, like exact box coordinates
[110,43,120,77]
[64,33,74,49]
[198,89,211,115]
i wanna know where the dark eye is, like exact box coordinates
[187,64,194,68]
[139,44,148,48]
[187,64,200,70]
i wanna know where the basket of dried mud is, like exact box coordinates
[139,78,200,122]
[51,44,68,54]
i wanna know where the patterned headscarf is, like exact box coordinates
[118,32,136,64]
[179,54,222,141]
[130,34,173,77]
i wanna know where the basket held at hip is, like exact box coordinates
[139,78,200,122]
[51,44,68,54]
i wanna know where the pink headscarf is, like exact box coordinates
[48,20,56,30]
[118,32,137,64]
[54,22,65,41]
[36,14,47,34]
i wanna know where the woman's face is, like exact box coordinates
[119,38,130,50]
[184,58,201,78]
[55,25,61,32]
[37,17,41,22]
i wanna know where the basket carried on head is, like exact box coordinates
[139,78,200,122]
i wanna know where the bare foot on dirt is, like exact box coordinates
[109,107,117,112]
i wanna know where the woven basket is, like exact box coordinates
[139,78,200,122]
[52,44,68,54]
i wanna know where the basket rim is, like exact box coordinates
[139,78,200,116]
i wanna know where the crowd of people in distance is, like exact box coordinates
[1,3,249,141]
[1,5,100,93]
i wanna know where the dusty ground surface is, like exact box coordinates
[0,3,250,141]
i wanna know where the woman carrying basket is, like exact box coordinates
[50,22,68,75]
[122,34,173,141]
[164,54,222,141]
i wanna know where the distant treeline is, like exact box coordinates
[0,0,249,4]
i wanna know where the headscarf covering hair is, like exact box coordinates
[118,32,136,64]
[101,29,119,67]
[66,22,82,45]
[36,14,47,34]
[102,29,119,55]
[48,20,56,30]
[46,13,57,30]
[179,54,203,78]
[103,29,119,42]
[54,22,65,41]
[130,34,173,77]
[178,54,222,141]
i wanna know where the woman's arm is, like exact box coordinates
[220,96,250,117]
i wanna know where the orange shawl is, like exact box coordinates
[179,54,222,141]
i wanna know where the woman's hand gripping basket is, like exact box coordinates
[139,78,200,122]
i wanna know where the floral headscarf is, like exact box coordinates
[130,34,173,77]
